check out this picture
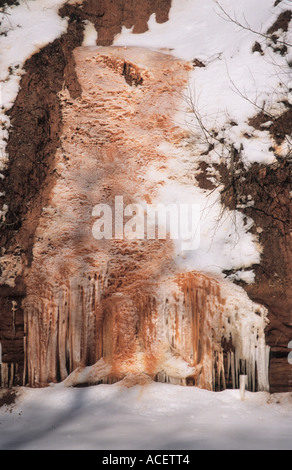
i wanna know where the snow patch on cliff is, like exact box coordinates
[82,20,98,47]
[0,0,69,215]
[115,0,291,166]
[147,153,261,279]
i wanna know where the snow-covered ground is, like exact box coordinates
[0,383,292,450]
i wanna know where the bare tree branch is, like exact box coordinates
[214,0,292,48]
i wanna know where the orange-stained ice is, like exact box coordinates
[23,47,269,392]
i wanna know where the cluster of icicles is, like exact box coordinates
[23,270,270,391]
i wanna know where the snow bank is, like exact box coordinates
[0,383,292,450]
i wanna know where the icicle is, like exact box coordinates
[240,375,248,401]
[230,351,235,389]
[1,363,8,388]
[9,363,14,388]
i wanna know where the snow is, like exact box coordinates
[0,0,68,111]
[1,383,292,450]
[82,20,98,47]
[143,124,261,281]
[149,171,261,278]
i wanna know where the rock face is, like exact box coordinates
[0,1,290,392]
[241,163,292,393]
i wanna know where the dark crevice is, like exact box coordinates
[122,61,143,86]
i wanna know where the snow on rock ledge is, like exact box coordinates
[0,0,69,208]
